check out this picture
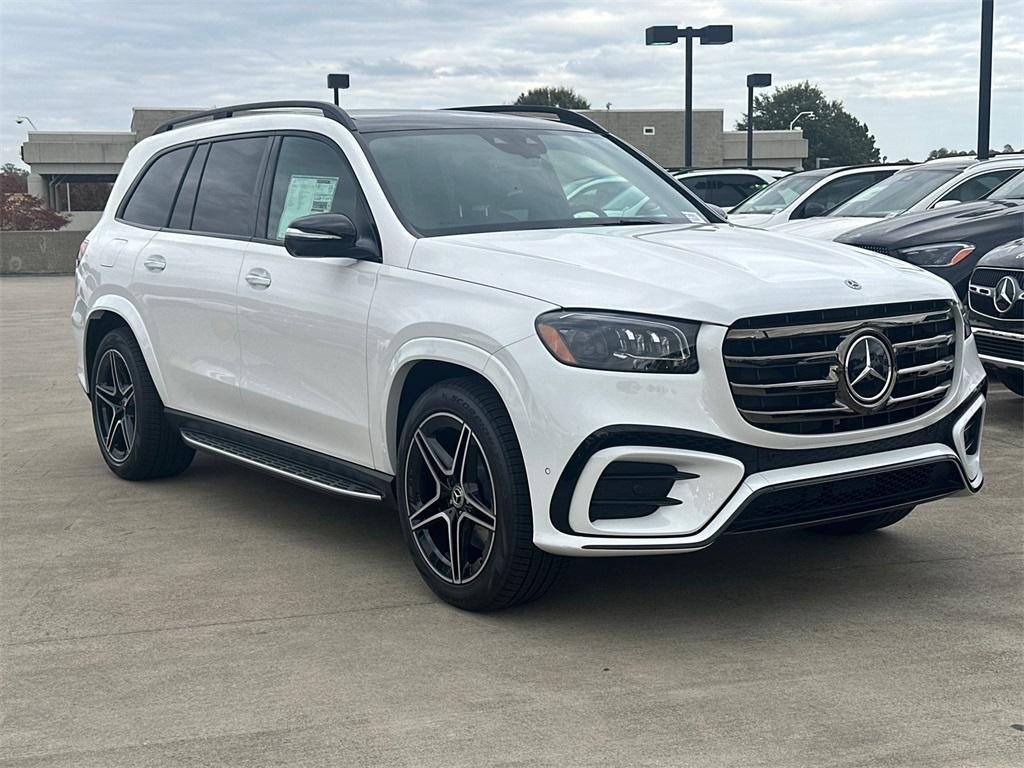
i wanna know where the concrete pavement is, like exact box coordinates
[1,276,1021,767]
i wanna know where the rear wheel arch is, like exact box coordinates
[85,311,132,392]
[84,300,166,399]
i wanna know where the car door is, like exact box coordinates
[129,137,270,427]
[236,134,379,467]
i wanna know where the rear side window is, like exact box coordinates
[192,137,269,237]
[716,175,766,207]
[798,171,894,217]
[121,147,192,227]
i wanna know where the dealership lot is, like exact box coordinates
[1,276,1021,767]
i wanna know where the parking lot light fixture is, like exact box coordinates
[745,73,772,166]
[646,24,734,167]
[789,111,815,130]
[327,73,350,107]
[15,115,38,131]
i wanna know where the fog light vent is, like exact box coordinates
[963,410,983,456]
[589,461,696,521]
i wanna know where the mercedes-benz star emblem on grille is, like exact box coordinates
[844,279,862,290]
[993,275,1020,315]
[840,331,895,409]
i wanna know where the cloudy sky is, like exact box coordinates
[1,0,1021,166]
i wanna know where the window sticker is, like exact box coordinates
[276,174,339,239]
[681,211,704,223]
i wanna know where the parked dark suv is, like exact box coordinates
[968,237,1024,395]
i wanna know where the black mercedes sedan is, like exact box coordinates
[967,237,1024,396]
[837,169,1024,297]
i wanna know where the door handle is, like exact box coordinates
[245,268,272,289]
[143,255,166,272]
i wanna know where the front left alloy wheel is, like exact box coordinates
[397,377,563,611]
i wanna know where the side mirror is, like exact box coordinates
[284,213,377,260]
[799,201,827,219]
[932,199,962,210]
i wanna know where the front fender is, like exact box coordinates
[373,337,531,475]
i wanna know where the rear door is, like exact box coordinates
[236,134,380,466]
[130,135,271,426]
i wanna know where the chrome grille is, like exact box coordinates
[723,300,957,435]
[968,267,1024,321]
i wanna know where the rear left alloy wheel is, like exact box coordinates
[397,378,563,611]
[91,329,195,480]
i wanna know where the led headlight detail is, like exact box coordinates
[536,311,699,373]
[897,242,975,267]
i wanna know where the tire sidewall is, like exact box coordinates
[397,382,528,609]
[90,330,150,476]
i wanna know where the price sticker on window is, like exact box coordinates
[277,175,339,239]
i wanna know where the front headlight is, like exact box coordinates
[896,242,975,267]
[536,311,699,373]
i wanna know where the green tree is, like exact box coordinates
[736,81,880,170]
[514,86,590,110]
[1,162,29,194]
[927,147,975,160]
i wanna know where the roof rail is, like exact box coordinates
[153,100,357,135]
[445,105,607,134]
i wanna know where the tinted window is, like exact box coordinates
[266,137,362,240]
[678,175,713,202]
[192,137,268,237]
[797,170,894,218]
[987,170,1024,200]
[938,169,1018,203]
[168,144,209,230]
[121,147,192,227]
[716,175,765,207]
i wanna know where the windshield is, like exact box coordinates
[362,129,707,236]
[987,170,1024,200]
[827,167,961,218]
[730,173,821,215]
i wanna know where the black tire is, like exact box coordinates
[90,328,194,480]
[810,506,914,535]
[397,377,563,611]
[997,368,1024,397]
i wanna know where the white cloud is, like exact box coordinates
[1,0,1021,165]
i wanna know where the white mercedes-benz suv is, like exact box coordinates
[73,102,987,610]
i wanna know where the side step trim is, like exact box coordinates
[181,430,384,501]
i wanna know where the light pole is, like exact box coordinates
[789,111,815,130]
[646,24,733,168]
[745,73,772,167]
[327,73,350,106]
[15,116,38,130]
[977,0,994,160]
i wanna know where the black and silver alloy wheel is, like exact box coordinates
[90,328,194,480]
[405,412,497,585]
[396,378,563,610]
[93,348,136,464]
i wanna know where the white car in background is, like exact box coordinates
[673,168,790,210]
[727,164,906,228]
[774,155,1024,241]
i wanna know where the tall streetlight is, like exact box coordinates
[646,24,733,168]
[745,73,772,166]
[789,111,815,130]
[15,116,38,130]
[977,0,994,160]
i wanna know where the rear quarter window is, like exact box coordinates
[120,147,193,227]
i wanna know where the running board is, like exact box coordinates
[180,429,384,501]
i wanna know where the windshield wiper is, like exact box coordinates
[588,217,678,226]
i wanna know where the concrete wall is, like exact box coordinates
[21,131,134,176]
[0,230,86,275]
[131,108,207,140]
[722,130,808,169]
[579,109,724,168]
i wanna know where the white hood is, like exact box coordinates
[772,216,885,241]
[409,223,955,327]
